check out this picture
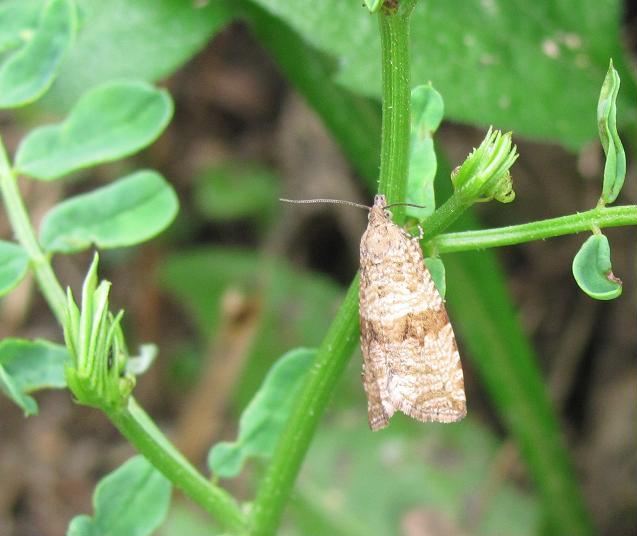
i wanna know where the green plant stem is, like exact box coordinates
[249,278,360,535]
[249,4,421,535]
[433,204,637,252]
[0,136,247,532]
[377,0,417,222]
[0,138,66,324]
[108,397,247,533]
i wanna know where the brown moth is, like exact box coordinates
[359,194,466,430]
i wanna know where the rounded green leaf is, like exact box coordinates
[67,456,171,536]
[0,240,29,296]
[0,338,69,415]
[572,234,622,300]
[44,1,233,110]
[15,81,173,180]
[597,60,626,204]
[208,348,316,478]
[0,0,76,108]
[40,170,179,253]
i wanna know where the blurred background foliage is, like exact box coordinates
[1,1,635,535]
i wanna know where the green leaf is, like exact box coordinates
[0,241,29,295]
[44,0,233,110]
[0,0,76,108]
[424,256,446,298]
[248,0,637,149]
[208,348,316,478]
[406,84,443,219]
[15,81,173,180]
[0,1,41,54]
[40,170,179,253]
[572,234,622,300]
[194,163,279,221]
[67,455,172,536]
[0,338,69,415]
[597,60,626,204]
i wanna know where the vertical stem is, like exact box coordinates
[249,279,360,535]
[377,0,417,223]
[0,138,66,324]
[249,2,419,535]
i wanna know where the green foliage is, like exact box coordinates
[597,60,626,205]
[45,0,233,110]
[0,338,69,415]
[67,455,172,536]
[244,0,636,149]
[296,417,539,536]
[64,255,135,410]
[209,348,315,478]
[451,128,517,202]
[15,81,173,180]
[572,234,622,300]
[0,240,29,295]
[194,163,279,222]
[424,256,446,298]
[40,170,178,253]
[406,84,442,219]
[0,0,76,108]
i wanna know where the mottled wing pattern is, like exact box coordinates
[359,196,466,431]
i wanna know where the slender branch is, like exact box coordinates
[0,137,66,324]
[432,205,637,253]
[108,398,247,534]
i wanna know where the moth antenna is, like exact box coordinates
[280,198,371,211]
[385,202,429,210]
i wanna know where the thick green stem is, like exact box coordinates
[248,3,419,534]
[108,397,247,534]
[249,279,359,535]
[0,138,66,324]
[433,205,637,252]
[378,0,417,221]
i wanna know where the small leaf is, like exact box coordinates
[0,338,70,415]
[424,257,446,298]
[0,241,29,295]
[66,456,172,536]
[15,81,173,180]
[406,84,443,220]
[0,365,37,416]
[208,348,316,478]
[0,0,76,108]
[40,170,178,253]
[572,234,622,300]
[597,60,626,204]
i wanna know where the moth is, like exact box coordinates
[281,195,467,430]
[360,195,466,430]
